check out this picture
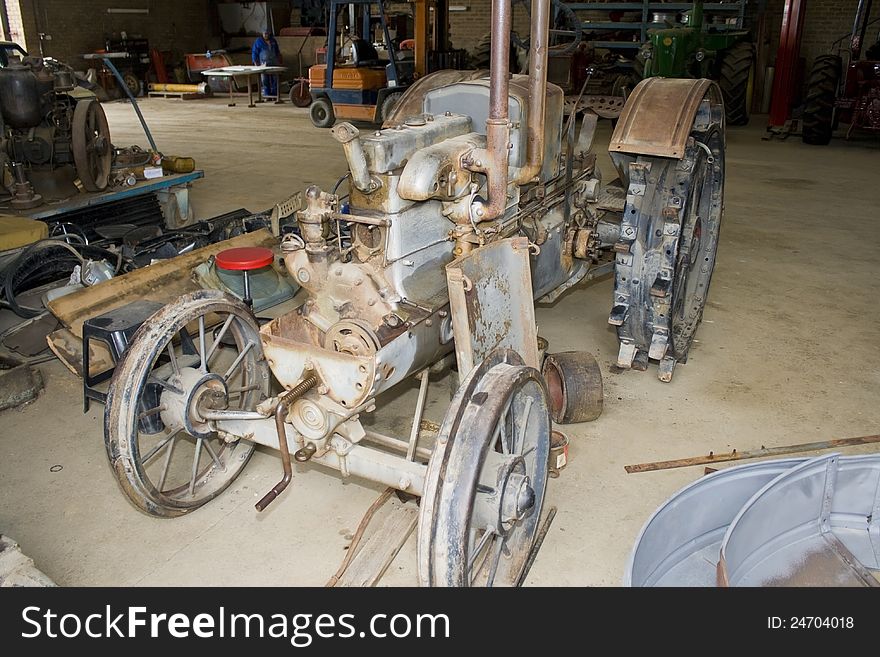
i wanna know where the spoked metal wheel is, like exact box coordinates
[610,86,724,381]
[72,99,112,192]
[418,349,551,587]
[104,290,270,517]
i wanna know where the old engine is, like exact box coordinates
[0,56,111,209]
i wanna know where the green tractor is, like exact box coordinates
[638,2,755,125]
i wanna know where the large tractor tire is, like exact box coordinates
[802,54,842,145]
[718,41,755,126]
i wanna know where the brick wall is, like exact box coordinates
[799,0,880,70]
[448,0,530,53]
[11,0,213,69]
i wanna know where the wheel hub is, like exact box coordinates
[160,367,228,438]
[475,452,536,534]
[501,471,536,524]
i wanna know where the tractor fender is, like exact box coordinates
[609,77,722,159]
[608,77,723,187]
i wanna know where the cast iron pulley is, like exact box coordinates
[72,99,113,192]
[418,349,550,587]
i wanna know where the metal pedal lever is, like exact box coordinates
[255,374,318,511]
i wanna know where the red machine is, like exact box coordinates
[802,0,880,144]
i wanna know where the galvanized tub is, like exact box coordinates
[719,453,880,587]
[626,453,880,587]
[624,458,805,587]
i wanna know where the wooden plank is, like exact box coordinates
[46,327,113,378]
[335,497,419,588]
[47,229,277,339]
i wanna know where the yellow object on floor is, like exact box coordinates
[0,216,48,251]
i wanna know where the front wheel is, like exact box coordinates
[104,290,270,517]
[418,349,550,587]
[309,97,335,128]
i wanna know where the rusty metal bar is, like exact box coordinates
[329,212,390,227]
[624,434,880,474]
[406,370,430,461]
[488,0,512,121]
[477,0,514,223]
[363,430,433,462]
[517,0,551,184]
[515,505,557,586]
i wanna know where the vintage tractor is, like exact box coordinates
[639,1,754,125]
[802,0,880,145]
[102,0,725,586]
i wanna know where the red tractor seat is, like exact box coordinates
[214,247,275,308]
[215,247,275,271]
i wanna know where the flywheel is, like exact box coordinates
[72,99,113,192]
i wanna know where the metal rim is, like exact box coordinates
[104,290,269,517]
[418,349,551,587]
[122,72,141,97]
[670,127,724,358]
[72,99,112,192]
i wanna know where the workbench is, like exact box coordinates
[24,171,204,230]
[200,65,288,108]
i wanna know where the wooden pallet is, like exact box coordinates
[329,494,419,587]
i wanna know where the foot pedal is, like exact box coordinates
[658,356,676,383]
[608,304,628,326]
[616,341,637,369]
[648,332,669,361]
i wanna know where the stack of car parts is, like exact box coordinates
[626,453,880,587]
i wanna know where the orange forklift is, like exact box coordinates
[308,0,413,127]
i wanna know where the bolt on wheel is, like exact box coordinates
[104,290,270,517]
[418,349,551,587]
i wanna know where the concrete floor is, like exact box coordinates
[1,97,878,586]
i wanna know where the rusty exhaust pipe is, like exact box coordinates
[469,0,512,223]
[518,0,551,183]
[471,0,551,219]
[255,374,318,511]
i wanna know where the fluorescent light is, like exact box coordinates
[449,5,468,10]
[107,8,149,13]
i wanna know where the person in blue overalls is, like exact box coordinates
[252,29,282,99]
